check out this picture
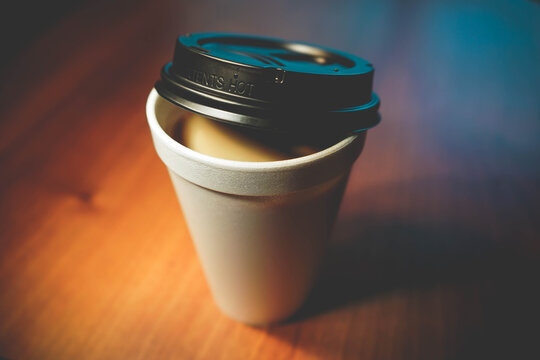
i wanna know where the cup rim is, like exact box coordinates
[146,88,360,172]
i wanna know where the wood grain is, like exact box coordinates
[1,0,539,359]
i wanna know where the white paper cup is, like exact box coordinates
[146,89,366,324]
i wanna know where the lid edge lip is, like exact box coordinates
[160,64,380,111]
[330,93,381,113]
[163,62,374,108]
[156,79,381,135]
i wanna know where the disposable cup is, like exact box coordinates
[146,88,366,324]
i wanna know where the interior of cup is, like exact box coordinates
[152,91,366,164]
[154,94,186,138]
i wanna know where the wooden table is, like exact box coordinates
[1,0,539,358]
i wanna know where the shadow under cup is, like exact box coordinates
[146,88,367,325]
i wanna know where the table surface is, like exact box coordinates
[1,0,539,359]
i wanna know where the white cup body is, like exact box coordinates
[146,89,366,324]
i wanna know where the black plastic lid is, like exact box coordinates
[155,33,380,137]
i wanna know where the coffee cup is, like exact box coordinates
[146,33,380,324]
